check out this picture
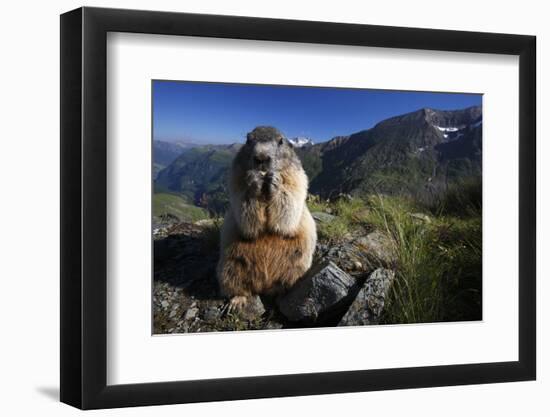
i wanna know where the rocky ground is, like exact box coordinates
[153,213,397,334]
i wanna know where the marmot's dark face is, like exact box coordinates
[244,126,299,174]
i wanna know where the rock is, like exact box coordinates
[354,231,396,267]
[263,321,284,330]
[236,295,266,321]
[153,222,219,293]
[315,230,395,275]
[203,306,222,322]
[194,218,217,227]
[153,227,169,239]
[153,219,397,333]
[184,307,199,320]
[408,212,431,223]
[339,268,395,326]
[311,212,336,223]
[317,240,372,275]
[277,261,358,322]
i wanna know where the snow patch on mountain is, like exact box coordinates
[288,136,314,147]
[435,126,460,132]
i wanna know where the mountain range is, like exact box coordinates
[154,106,482,213]
[153,140,200,178]
[298,105,482,199]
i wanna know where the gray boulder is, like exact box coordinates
[317,242,369,274]
[277,261,358,322]
[354,231,396,268]
[236,295,266,321]
[339,268,395,326]
[315,231,395,275]
[311,212,337,223]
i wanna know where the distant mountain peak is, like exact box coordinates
[288,136,314,148]
[376,105,482,130]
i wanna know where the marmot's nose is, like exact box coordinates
[254,154,271,168]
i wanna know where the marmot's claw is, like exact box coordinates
[224,296,248,315]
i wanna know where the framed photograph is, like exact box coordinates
[60,6,536,409]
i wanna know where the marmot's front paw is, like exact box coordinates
[225,296,248,314]
[245,171,265,196]
[263,171,281,196]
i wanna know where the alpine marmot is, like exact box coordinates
[217,126,317,310]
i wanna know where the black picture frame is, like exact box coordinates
[60,6,536,410]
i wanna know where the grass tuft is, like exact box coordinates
[308,183,482,324]
[362,192,481,324]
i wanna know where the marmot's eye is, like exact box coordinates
[278,138,284,146]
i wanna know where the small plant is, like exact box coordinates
[307,194,331,213]
[333,197,370,225]
[316,217,350,242]
[312,195,371,242]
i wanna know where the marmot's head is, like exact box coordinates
[242,126,301,173]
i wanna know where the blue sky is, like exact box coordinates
[153,80,482,144]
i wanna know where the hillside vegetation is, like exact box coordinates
[153,193,208,224]
[308,179,482,323]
